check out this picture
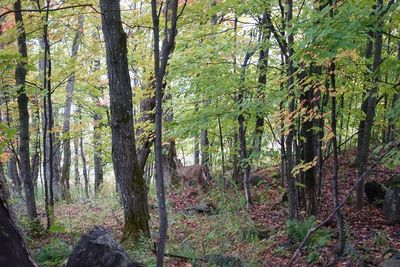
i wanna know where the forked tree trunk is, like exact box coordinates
[100,0,150,240]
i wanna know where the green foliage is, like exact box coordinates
[287,216,331,264]
[34,239,71,267]
[373,230,389,247]
[49,223,67,234]
[125,235,155,266]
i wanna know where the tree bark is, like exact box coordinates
[100,0,150,240]
[60,14,84,202]
[194,135,200,165]
[7,156,21,194]
[93,114,104,195]
[14,0,38,222]
[0,187,36,267]
[73,138,80,191]
[286,0,298,220]
[137,77,156,171]
[252,14,270,154]
[151,0,180,264]
[238,52,254,207]
[356,0,383,209]
[330,61,346,256]
[79,134,89,199]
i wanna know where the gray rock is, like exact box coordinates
[183,203,217,216]
[365,181,386,205]
[67,226,142,267]
[383,187,400,224]
[387,175,400,188]
[380,252,400,267]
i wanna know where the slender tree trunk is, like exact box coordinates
[201,129,209,167]
[387,42,399,142]
[52,133,61,201]
[330,62,346,256]
[93,114,104,195]
[356,0,383,209]
[286,0,298,220]
[7,156,21,194]
[60,14,84,202]
[151,0,180,264]
[137,77,156,171]
[100,0,150,240]
[73,138,80,192]
[42,1,54,228]
[31,102,41,193]
[232,132,240,184]
[253,15,270,155]
[217,117,226,186]
[238,114,253,207]
[79,135,89,199]
[194,135,200,165]
[238,52,254,207]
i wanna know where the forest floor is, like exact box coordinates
[16,149,400,267]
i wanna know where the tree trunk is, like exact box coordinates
[60,14,84,202]
[7,156,21,194]
[137,77,156,171]
[238,114,253,207]
[286,0,298,220]
[252,15,270,155]
[194,135,200,165]
[387,42,399,142]
[14,0,38,222]
[0,188,36,267]
[93,114,104,195]
[100,0,150,240]
[356,0,383,209]
[40,2,54,227]
[73,137,80,191]
[238,52,254,207]
[330,61,346,256]
[79,135,89,199]
[217,117,226,186]
[201,129,209,167]
[299,64,317,216]
[52,133,62,201]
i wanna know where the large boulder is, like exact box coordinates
[66,226,142,267]
[383,178,400,224]
[365,181,386,205]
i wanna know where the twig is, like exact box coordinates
[288,141,400,267]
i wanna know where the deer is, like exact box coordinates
[174,158,209,191]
